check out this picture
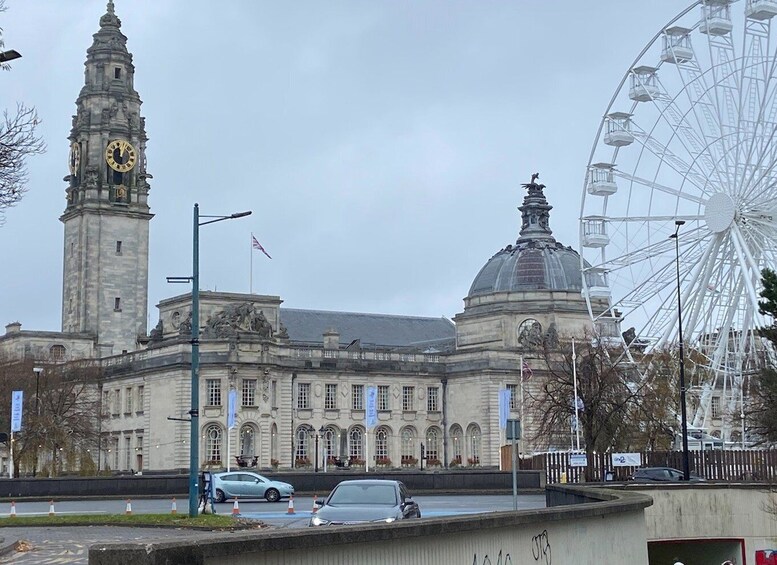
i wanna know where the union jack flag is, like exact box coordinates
[252,235,272,259]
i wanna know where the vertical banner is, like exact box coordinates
[498,388,511,430]
[10,390,23,432]
[227,389,237,430]
[365,386,378,429]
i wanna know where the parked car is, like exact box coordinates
[629,467,705,482]
[309,479,421,526]
[211,471,294,502]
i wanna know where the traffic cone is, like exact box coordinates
[171,497,177,515]
[287,494,295,514]
[311,495,318,514]
[125,499,132,515]
[48,500,55,516]
[9,501,16,518]
[232,497,240,516]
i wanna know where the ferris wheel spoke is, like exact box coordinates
[614,171,707,204]
[629,127,714,193]
[673,233,722,342]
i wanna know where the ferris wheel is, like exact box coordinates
[580,0,777,442]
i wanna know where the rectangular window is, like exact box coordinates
[402,386,415,411]
[136,385,144,413]
[114,67,121,79]
[102,390,111,416]
[271,380,277,408]
[113,389,121,415]
[507,384,519,411]
[427,386,439,412]
[242,378,257,406]
[206,379,222,406]
[124,436,132,470]
[124,387,133,413]
[116,240,122,254]
[378,385,390,411]
[352,384,364,410]
[114,297,121,311]
[297,383,310,410]
[113,437,120,469]
[325,383,337,410]
[711,396,721,418]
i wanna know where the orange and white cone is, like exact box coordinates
[232,497,240,516]
[287,494,295,514]
[171,497,177,515]
[48,500,55,516]
[125,499,133,515]
[9,501,16,518]
[311,495,318,514]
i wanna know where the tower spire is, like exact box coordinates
[517,173,555,243]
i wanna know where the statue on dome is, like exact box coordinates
[521,172,545,194]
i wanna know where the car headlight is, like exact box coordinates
[310,516,330,526]
[384,517,396,523]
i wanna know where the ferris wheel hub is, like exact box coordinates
[704,192,737,233]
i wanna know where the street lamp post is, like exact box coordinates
[171,203,251,517]
[670,220,691,481]
[314,429,321,473]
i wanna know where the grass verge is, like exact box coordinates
[0,513,258,529]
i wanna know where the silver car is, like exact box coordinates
[211,471,294,503]
[309,479,421,526]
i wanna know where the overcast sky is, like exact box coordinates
[1,0,686,333]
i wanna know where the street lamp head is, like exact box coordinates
[675,220,686,226]
[33,367,43,376]
[319,425,326,435]
[0,49,22,63]
[230,211,252,219]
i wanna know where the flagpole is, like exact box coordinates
[572,338,581,451]
[249,233,253,294]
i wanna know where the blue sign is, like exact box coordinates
[10,390,23,433]
[227,389,237,430]
[365,386,378,429]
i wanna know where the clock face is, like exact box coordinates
[68,142,81,175]
[105,139,137,173]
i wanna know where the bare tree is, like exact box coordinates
[0,1,46,225]
[527,337,643,477]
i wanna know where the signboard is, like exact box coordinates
[506,419,521,441]
[365,386,378,429]
[10,390,23,433]
[611,452,642,467]
[570,453,588,467]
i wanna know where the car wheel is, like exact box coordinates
[416,510,421,518]
[265,488,280,503]
[214,489,226,503]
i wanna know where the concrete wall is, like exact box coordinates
[631,484,777,563]
[88,485,652,565]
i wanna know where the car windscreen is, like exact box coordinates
[328,484,397,506]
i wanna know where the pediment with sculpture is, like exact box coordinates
[202,302,274,339]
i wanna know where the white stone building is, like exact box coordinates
[0,2,615,474]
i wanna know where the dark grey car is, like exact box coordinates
[309,479,421,526]
[630,467,705,482]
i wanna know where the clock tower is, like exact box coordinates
[61,1,152,357]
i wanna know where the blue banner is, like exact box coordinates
[365,386,378,429]
[10,390,23,433]
[227,389,237,430]
[498,389,511,430]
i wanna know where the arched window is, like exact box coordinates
[425,427,441,463]
[204,424,222,465]
[450,424,463,465]
[295,426,312,465]
[375,426,391,464]
[324,426,339,462]
[239,425,256,458]
[349,427,364,461]
[467,423,481,465]
[401,427,416,464]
